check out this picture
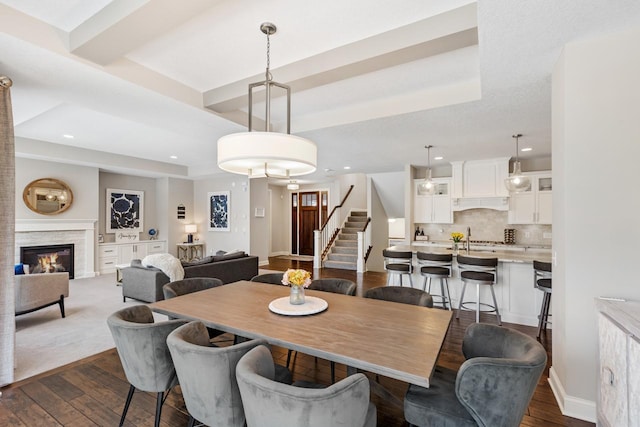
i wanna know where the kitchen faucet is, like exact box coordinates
[466,226,471,254]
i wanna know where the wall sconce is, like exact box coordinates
[185,224,197,243]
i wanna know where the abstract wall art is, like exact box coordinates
[107,188,144,233]
[208,191,230,231]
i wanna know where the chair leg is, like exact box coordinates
[444,278,452,311]
[286,349,294,368]
[422,275,428,292]
[386,272,391,286]
[475,284,481,323]
[427,276,432,293]
[187,415,196,427]
[537,292,551,338]
[58,295,65,318]
[456,282,467,319]
[154,391,164,427]
[408,273,413,288]
[489,284,502,325]
[119,384,135,427]
[439,279,447,310]
[331,361,336,384]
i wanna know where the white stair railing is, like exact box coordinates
[313,185,354,269]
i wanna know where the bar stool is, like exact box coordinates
[533,260,552,338]
[416,252,453,310]
[456,255,501,325]
[382,249,414,287]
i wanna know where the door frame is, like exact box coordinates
[288,186,331,256]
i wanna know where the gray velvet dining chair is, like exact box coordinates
[167,321,293,427]
[404,323,547,427]
[364,286,433,308]
[250,273,284,285]
[163,277,227,340]
[107,305,187,427]
[236,344,377,427]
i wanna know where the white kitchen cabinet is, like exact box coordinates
[596,300,640,427]
[98,240,166,274]
[451,158,510,199]
[508,172,552,225]
[414,179,452,224]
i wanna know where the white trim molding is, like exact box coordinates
[548,366,597,423]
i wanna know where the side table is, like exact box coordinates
[177,243,205,262]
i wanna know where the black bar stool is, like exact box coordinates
[382,249,414,287]
[456,255,501,325]
[533,260,552,338]
[416,252,453,310]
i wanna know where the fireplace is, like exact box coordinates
[20,244,75,279]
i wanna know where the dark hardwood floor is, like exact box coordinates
[0,257,594,426]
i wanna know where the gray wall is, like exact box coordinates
[551,25,640,420]
[269,184,288,255]
[194,175,250,255]
[15,158,99,221]
[99,172,159,243]
[156,177,194,256]
[249,178,269,264]
[367,178,389,272]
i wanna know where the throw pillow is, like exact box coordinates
[213,251,247,262]
[14,263,25,275]
[181,256,214,267]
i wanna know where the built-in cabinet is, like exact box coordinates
[98,240,166,274]
[508,172,552,224]
[596,300,640,427]
[413,178,452,224]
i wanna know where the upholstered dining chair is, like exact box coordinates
[250,273,284,285]
[287,278,358,382]
[364,286,433,308]
[236,344,377,427]
[167,321,293,427]
[107,305,187,427]
[163,277,226,340]
[404,323,547,427]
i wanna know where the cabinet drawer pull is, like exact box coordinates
[104,261,114,266]
[104,249,115,253]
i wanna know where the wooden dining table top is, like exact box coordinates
[150,280,453,388]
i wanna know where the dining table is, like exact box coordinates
[150,280,453,389]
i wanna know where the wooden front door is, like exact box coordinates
[297,192,319,256]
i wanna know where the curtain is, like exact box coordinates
[0,76,15,386]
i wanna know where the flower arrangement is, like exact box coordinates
[451,232,464,243]
[282,269,312,288]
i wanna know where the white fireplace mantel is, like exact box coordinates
[15,219,97,278]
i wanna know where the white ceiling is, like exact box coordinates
[2,0,640,183]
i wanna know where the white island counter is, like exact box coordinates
[387,244,552,326]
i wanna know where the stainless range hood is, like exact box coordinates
[451,158,510,211]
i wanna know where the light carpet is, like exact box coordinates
[14,269,280,383]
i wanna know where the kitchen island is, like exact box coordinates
[388,244,552,327]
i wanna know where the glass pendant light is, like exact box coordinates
[505,133,531,192]
[418,145,436,195]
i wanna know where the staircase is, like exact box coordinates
[323,211,368,270]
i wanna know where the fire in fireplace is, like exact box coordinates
[20,244,75,279]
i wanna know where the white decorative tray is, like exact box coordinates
[268,296,328,316]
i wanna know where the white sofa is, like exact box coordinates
[15,272,69,318]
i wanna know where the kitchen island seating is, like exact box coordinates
[382,249,414,287]
[404,323,547,427]
[166,321,292,427]
[237,344,377,427]
[107,305,187,427]
[533,260,553,339]
[365,286,433,308]
[416,252,453,310]
[456,255,501,325]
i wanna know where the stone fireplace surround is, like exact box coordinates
[15,219,97,279]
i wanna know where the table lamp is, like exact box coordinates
[185,224,197,243]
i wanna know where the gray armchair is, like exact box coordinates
[236,345,377,427]
[308,278,356,295]
[404,323,547,427]
[167,321,293,427]
[107,305,187,427]
[15,272,69,318]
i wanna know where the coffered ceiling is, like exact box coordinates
[2,0,640,183]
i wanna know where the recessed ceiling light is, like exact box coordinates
[170,155,178,159]
[434,156,443,160]
[62,134,74,139]
[343,166,351,170]
[521,147,532,152]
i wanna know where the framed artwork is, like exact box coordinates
[208,191,230,231]
[107,188,144,233]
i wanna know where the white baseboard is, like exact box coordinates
[548,366,597,423]
[269,251,289,257]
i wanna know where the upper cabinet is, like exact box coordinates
[450,158,510,211]
[414,178,453,224]
[508,172,552,224]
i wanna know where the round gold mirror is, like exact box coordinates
[23,178,73,215]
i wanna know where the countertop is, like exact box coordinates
[388,244,552,263]
[595,298,640,337]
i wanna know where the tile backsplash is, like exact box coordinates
[415,209,551,247]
